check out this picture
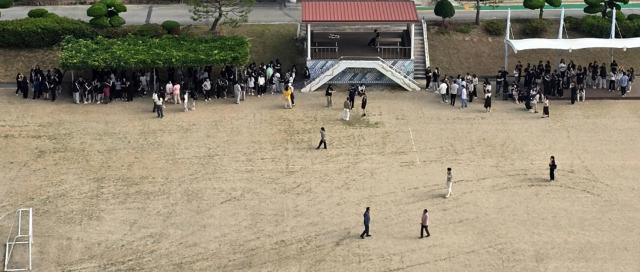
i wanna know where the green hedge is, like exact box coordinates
[0,0,12,9]
[0,16,97,48]
[109,15,126,27]
[87,3,107,17]
[134,23,166,37]
[27,8,48,18]
[521,19,547,37]
[161,20,180,34]
[61,36,250,70]
[483,20,504,36]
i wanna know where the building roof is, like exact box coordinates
[302,0,419,23]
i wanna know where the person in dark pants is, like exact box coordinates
[549,156,557,181]
[420,209,430,238]
[360,207,371,239]
[361,93,368,117]
[570,82,577,104]
[348,86,356,110]
[316,127,327,149]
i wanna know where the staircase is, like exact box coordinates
[301,57,422,93]
[413,21,428,80]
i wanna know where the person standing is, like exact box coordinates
[549,156,557,181]
[542,98,550,118]
[173,82,182,104]
[425,66,432,90]
[619,72,629,97]
[445,168,453,198]
[360,207,371,239]
[438,80,448,103]
[420,209,430,238]
[316,127,327,149]
[234,81,242,104]
[72,77,84,104]
[17,74,29,99]
[460,83,468,109]
[202,78,212,101]
[348,86,356,110]
[283,85,293,109]
[152,91,158,112]
[570,82,578,104]
[183,89,190,112]
[325,84,334,107]
[484,80,492,113]
[154,93,164,118]
[361,93,368,117]
[342,98,351,121]
[450,80,459,107]
[165,81,173,103]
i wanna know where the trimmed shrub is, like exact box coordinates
[87,3,108,17]
[620,19,640,37]
[114,2,127,13]
[579,15,610,38]
[161,20,180,34]
[483,20,504,36]
[27,8,48,18]
[0,0,13,9]
[434,0,455,23]
[627,14,640,21]
[564,16,580,31]
[90,16,111,28]
[454,24,473,34]
[109,15,126,27]
[134,23,165,37]
[0,16,96,48]
[521,19,547,37]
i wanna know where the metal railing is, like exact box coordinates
[376,46,412,59]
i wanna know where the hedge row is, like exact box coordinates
[0,16,96,48]
[60,36,250,70]
[566,14,640,38]
[0,14,179,47]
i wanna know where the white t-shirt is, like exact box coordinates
[438,83,447,94]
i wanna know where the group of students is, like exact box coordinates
[435,74,497,113]
[325,84,367,121]
[15,66,63,101]
[505,59,635,99]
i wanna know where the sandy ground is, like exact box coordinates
[0,87,639,271]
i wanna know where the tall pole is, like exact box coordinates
[307,24,311,60]
[610,10,616,62]
[410,23,415,60]
[558,8,565,39]
[504,9,511,70]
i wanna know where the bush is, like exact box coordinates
[483,20,504,36]
[27,8,48,18]
[134,23,165,37]
[87,3,107,17]
[161,20,180,34]
[579,15,610,38]
[90,16,111,28]
[0,16,96,48]
[434,0,455,22]
[109,15,126,27]
[454,24,473,34]
[564,16,580,31]
[521,19,547,37]
[114,2,127,13]
[0,0,12,9]
[628,14,640,21]
[620,19,640,37]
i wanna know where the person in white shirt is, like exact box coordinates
[420,209,430,238]
[257,74,266,97]
[183,89,189,112]
[438,81,448,103]
[152,91,158,113]
[460,84,468,109]
[165,81,173,103]
[450,80,459,107]
[154,93,164,118]
[234,82,242,104]
[445,168,453,198]
[202,78,212,101]
[247,75,255,96]
[483,79,492,113]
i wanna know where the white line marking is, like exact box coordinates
[409,128,420,164]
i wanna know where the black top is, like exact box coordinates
[325,86,333,96]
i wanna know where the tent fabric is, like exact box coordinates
[301,0,419,23]
[506,38,640,53]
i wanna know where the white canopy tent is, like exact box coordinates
[503,8,640,68]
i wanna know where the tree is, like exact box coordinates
[523,0,561,19]
[584,0,629,18]
[474,0,489,25]
[434,0,455,26]
[86,0,128,28]
[188,0,255,34]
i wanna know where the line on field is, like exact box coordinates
[409,128,420,165]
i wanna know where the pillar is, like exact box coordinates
[307,24,311,60]
[410,23,415,60]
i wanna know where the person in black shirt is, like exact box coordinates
[361,93,368,117]
[325,84,334,107]
[549,156,557,181]
[570,82,578,104]
[348,85,356,110]
[360,207,371,239]
[425,66,432,89]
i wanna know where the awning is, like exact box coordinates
[506,38,640,53]
[301,0,419,23]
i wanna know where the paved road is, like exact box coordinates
[1,4,639,24]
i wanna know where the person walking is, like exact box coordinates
[360,207,371,239]
[445,168,453,198]
[361,93,368,117]
[316,127,327,149]
[420,209,430,238]
[549,156,557,181]
[342,98,351,121]
[450,80,459,107]
[325,84,334,107]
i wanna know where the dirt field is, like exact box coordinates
[0,88,639,271]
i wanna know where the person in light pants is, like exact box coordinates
[234,82,242,104]
[445,168,453,198]
[183,90,189,112]
[342,98,351,121]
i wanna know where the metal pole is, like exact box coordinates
[410,23,415,60]
[558,8,565,39]
[29,208,32,270]
[307,24,312,60]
